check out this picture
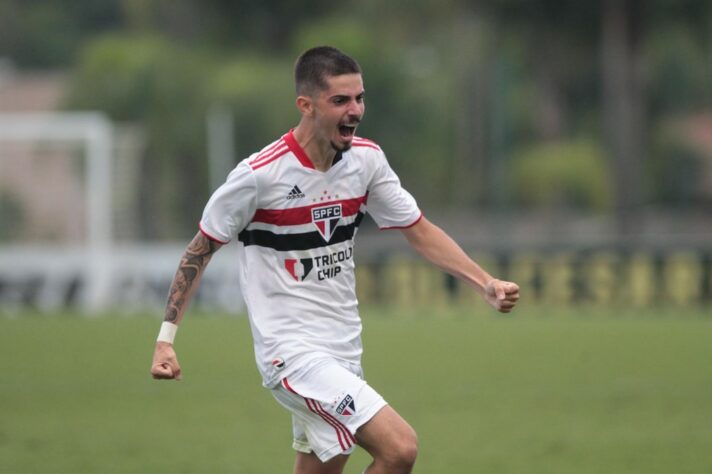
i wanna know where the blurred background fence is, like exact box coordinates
[0,0,710,313]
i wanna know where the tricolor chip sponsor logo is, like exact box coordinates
[284,258,314,281]
[283,247,353,282]
[272,357,286,370]
[336,394,355,416]
[311,204,342,242]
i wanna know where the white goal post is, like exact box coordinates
[0,112,114,311]
[0,111,246,314]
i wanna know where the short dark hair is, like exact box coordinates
[294,46,362,96]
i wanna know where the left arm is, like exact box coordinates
[401,216,520,313]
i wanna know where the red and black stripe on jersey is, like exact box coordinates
[238,213,364,251]
[238,194,367,251]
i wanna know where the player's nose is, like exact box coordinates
[347,102,364,120]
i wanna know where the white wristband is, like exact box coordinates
[157,322,178,344]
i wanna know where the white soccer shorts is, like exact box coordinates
[271,357,387,462]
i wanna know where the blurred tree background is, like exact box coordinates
[1,0,710,240]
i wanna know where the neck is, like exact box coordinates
[293,123,337,172]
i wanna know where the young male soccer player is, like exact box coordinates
[151,46,520,474]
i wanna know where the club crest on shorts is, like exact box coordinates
[311,204,342,242]
[271,357,286,370]
[336,394,355,416]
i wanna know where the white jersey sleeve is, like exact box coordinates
[199,160,258,243]
[366,152,422,229]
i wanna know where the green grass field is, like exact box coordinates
[1,305,711,473]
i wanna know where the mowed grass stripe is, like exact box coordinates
[1,307,711,473]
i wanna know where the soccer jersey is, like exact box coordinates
[199,130,421,387]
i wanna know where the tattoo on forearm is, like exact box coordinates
[164,235,219,322]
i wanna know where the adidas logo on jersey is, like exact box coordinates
[286,185,305,200]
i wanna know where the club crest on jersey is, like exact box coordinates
[336,394,355,416]
[311,204,342,242]
[284,258,313,281]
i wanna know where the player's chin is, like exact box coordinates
[330,139,352,152]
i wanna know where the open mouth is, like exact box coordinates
[338,124,357,139]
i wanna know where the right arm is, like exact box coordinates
[151,231,223,380]
[164,231,223,326]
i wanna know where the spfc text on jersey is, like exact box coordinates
[311,204,342,241]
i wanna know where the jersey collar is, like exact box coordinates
[283,129,316,169]
[283,129,344,171]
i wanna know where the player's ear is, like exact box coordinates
[296,95,313,116]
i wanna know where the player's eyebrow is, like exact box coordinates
[329,90,365,101]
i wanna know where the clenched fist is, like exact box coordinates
[484,279,520,313]
[151,341,183,380]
